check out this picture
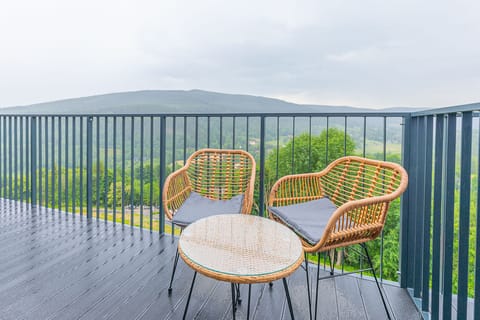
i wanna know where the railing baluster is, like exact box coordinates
[259,116,266,217]
[0,116,3,199]
[140,116,144,229]
[245,117,248,152]
[431,114,444,319]
[475,114,480,320]
[96,116,100,219]
[159,116,166,234]
[72,117,76,214]
[113,117,117,223]
[30,117,37,207]
[2,116,6,199]
[9,116,12,200]
[122,116,126,225]
[14,117,18,201]
[230,116,234,149]
[80,117,84,215]
[58,116,62,211]
[442,112,456,319]
[51,117,55,209]
[457,111,472,319]
[291,116,295,174]
[172,117,176,171]
[219,116,223,149]
[38,117,42,206]
[130,116,134,226]
[20,117,23,202]
[194,116,198,151]
[149,117,153,231]
[65,117,69,211]
[45,118,49,208]
[421,115,433,312]
[207,116,210,148]
[104,117,108,220]
[400,115,412,288]
[414,116,426,298]
[86,116,93,219]
[326,116,329,164]
[183,116,187,161]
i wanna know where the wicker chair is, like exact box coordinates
[268,156,408,320]
[163,148,256,294]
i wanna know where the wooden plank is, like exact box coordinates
[357,278,390,320]
[335,275,367,320]
[281,267,312,320]
[313,269,339,320]
[383,285,421,320]
[78,241,184,319]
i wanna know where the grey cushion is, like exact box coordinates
[172,191,244,227]
[269,198,337,245]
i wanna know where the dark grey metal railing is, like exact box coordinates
[402,102,480,319]
[0,111,407,282]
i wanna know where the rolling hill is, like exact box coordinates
[0,90,417,114]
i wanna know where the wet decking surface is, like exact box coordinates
[0,200,421,319]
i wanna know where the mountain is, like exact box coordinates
[0,90,419,114]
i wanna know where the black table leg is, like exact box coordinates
[231,283,237,320]
[182,271,197,320]
[247,284,252,320]
[304,252,312,320]
[283,278,295,320]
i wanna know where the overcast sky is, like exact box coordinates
[0,0,479,109]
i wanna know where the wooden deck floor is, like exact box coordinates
[0,200,421,320]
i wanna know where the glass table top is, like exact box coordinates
[178,214,303,281]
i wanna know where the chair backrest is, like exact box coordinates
[320,156,406,203]
[185,149,256,200]
[319,156,408,227]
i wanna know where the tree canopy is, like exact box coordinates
[266,128,356,179]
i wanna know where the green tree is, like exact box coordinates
[266,128,356,179]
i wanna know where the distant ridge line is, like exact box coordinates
[0,89,420,114]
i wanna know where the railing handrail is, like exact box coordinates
[411,101,480,117]
[0,111,411,117]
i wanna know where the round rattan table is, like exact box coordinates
[178,214,304,320]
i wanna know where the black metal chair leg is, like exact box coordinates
[168,249,180,295]
[247,284,252,320]
[362,244,392,320]
[314,253,320,320]
[231,283,237,320]
[282,278,295,320]
[235,283,242,304]
[182,271,197,320]
[304,252,313,320]
[328,249,335,275]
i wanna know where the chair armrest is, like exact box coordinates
[241,169,256,214]
[162,167,191,220]
[309,196,392,253]
[268,172,324,209]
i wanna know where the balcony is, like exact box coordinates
[0,103,479,319]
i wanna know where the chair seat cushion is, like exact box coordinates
[269,198,337,245]
[172,191,244,227]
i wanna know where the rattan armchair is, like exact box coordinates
[164,148,256,294]
[268,156,408,320]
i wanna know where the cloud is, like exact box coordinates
[0,0,479,108]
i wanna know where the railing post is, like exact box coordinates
[30,117,37,207]
[86,116,93,219]
[258,116,266,217]
[399,115,411,288]
[159,116,166,234]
